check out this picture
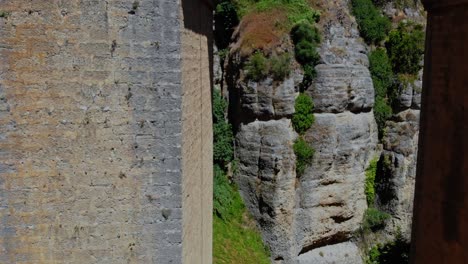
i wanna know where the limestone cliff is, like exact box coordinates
[221,0,425,263]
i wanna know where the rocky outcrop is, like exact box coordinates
[228,0,378,262]
[378,110,419,239]
[377,70,423,239]
[297,242,363,264]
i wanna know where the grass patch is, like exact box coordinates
[233,0,320,25]
[231,0,319,54]
[244,51,292,81]
[213,166,270,264]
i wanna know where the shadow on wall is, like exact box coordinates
[181,0,214,94]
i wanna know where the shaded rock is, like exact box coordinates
[377,109,420,238]
[297,242,363,264]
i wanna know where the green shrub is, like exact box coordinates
[290,22,321,90]
[245,52,269,81]
[294,40,320,66]
[351,0,391,44]
[213,90,234,165]
[386,22,425,75]
[366,234,410,264]
[369,48,393,98]
[215,1,240,49]
[365,157,379,206]
[291,22,321,45]
[292,93,315,134]
[244,52,292,81]
[374,97,393,139]
[363,208,390,231]
[270,53,292,81]
[294,137,315,176]
[213,89,228,123]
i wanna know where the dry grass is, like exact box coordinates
[233,9,289,56]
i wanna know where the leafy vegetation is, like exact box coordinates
[291,22,321,89]
[351,0,391,44]
[245,52,269,81]
[363,157,390,232]
[270,53,292,80]
[214,1,240,49]
[363,208,391,231]
[291,93,316,176]
[293,137,315,177]
[386,22,425,75]
[366,233,410,264]
[365,157,379,205]
[213,90,234,166]
[369,48,393,99]
[369,49,397,139]
[245,52,292,81]
[292,93,315,134]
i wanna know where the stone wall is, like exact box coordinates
[0,0,212,263]
[180,0,213,263]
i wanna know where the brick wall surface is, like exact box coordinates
[0,0,212,263]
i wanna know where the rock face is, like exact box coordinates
[297,242,363,264]
[378,110,419,239]
[229,0,379,262]
[377,70,423,238]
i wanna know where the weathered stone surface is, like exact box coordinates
[297,242,363,264]
[296,112,378,252]
[238,77,298,118]
[395,71,424,111]
[378,110,420,238]
[0,1,213,263]
[235,119,298,261]
[310,65,374,113]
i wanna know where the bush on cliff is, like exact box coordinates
[351,0,391,44]
[367,233,410,264]
[213,90,234,166]
[245,52,292,81]
[290,22,321,89]
[365,157,379,205]
[386,22,425,75]
[214,1,240,49]
[292,93,315,134]
[293,137,315,176]
[363,207,391,231]
[369,48,393,98]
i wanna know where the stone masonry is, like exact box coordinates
[0,0,212,263]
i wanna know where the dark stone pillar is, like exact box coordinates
[411,1,468,263]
